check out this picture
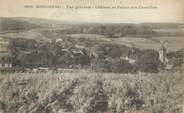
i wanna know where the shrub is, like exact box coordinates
[92,59,112,72]
[110,59,133,73]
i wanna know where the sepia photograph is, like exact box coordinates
[0,0,184,113]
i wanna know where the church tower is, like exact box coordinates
[159,42,166,65]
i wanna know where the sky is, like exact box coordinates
[0,0,184,23]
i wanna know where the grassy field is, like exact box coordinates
[2,30,184,52]
[0,71,183,113]
[69,33,184,51]
[113,36,184,52]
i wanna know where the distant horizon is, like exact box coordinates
[1,16,184,24]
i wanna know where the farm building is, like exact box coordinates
[0,37,13,69]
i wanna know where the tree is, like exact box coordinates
[134,49,161,73]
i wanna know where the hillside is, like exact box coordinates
[0,17,40,33]
[0,17,184,52]
[11,17,80,28]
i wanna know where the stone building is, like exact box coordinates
[159,43,167,65]
[0,37,13,69]
[0,57,12,68]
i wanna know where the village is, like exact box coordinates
[0,36,184,73]
[0,17,183,113]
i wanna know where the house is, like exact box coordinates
[120,48,137,64]
[49,38,63,43]
[70,44,87,56]
[0,37,9,45]
[120,56,136,64]
[75,44,85,49]
[0,56,12,69]
[0,37,13,69]
[0,37,9,53]
[165,48,184,69]
[56,38,63,43]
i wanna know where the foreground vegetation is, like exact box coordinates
[0,70,183,113]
